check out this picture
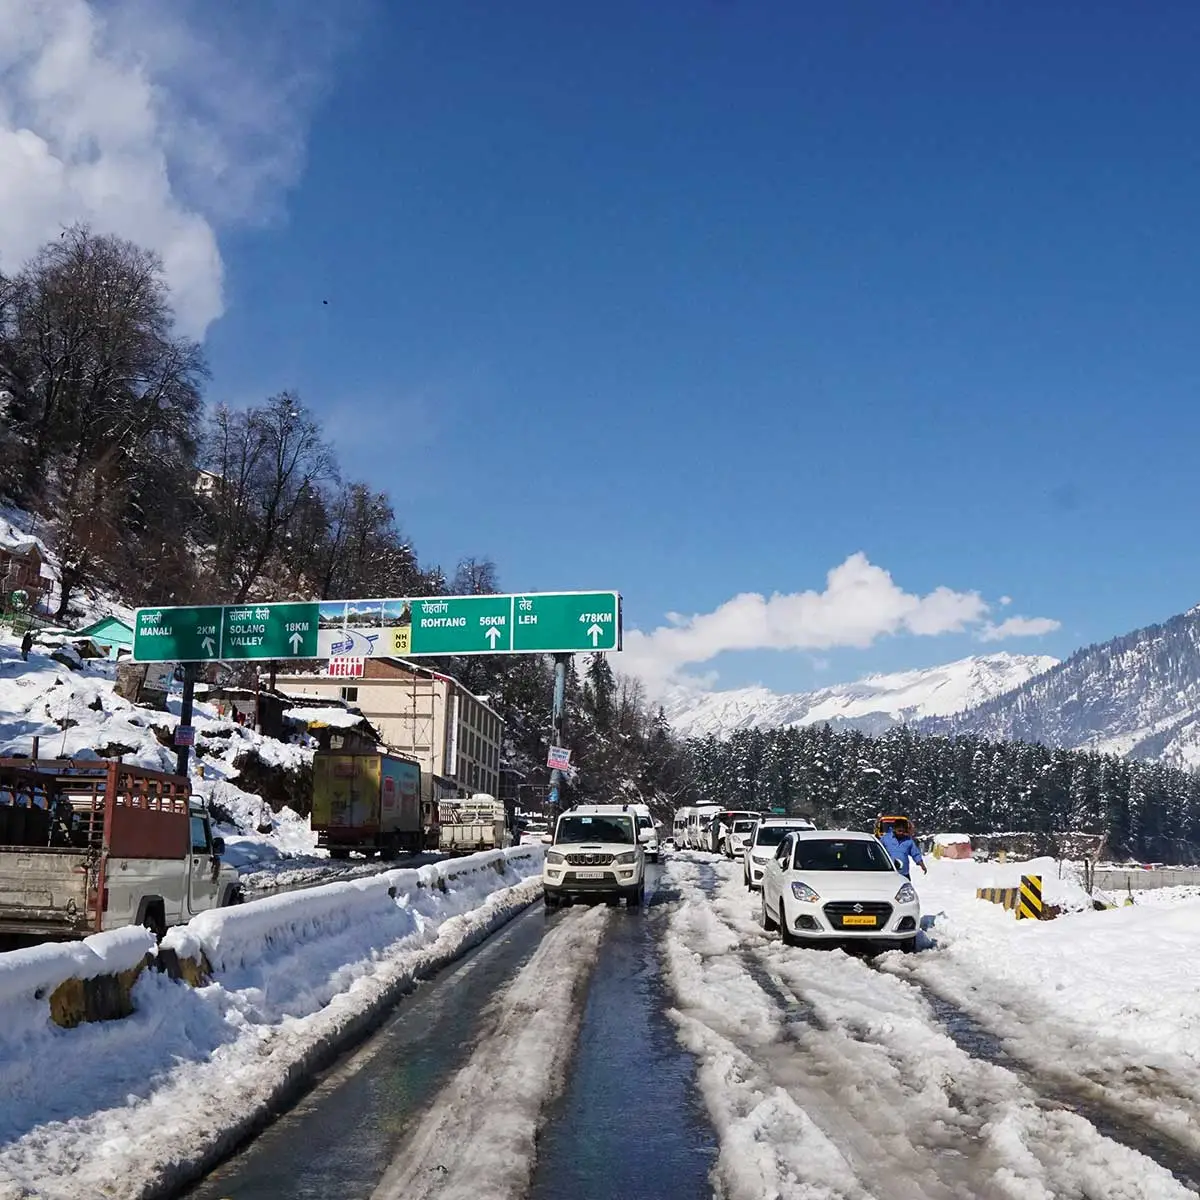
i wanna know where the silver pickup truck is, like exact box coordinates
[0,757,242,941]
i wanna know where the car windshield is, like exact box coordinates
[792,838,895,872]
[754,824,808,847]
[637,815,654,830]
[733,820,757,833]
[555,815,635,845]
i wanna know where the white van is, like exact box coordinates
[672,806,695,847]
[687,804,722,850]
[543,804,651,909]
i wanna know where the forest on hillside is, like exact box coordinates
[686,723,1200,860]
[0,226,688,805]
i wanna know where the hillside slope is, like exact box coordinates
[924,607,1200,769]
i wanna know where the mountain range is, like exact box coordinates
[661,652,1057,739]
[664,603,1200,769]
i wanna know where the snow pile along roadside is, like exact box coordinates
[0,847,545,1200]
[0,926,157,1039]
[882,855,1200,1145]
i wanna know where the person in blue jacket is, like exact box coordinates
[880,820,927,879]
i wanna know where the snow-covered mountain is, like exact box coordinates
[662,653,1058,740]
[924,606,1200,770]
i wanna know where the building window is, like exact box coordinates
[340,686,359,702]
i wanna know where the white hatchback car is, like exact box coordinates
[725,817,759,860]
[760,829,920,952]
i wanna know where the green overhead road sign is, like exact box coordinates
[133,602,318,662]
[133,591,621,662]
[511,591,619,653]
[222,602,319,660]
[133,605,226,662]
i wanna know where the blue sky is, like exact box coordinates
[8,2,1200,693]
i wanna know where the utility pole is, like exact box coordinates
[175,662,198,778]
[547,653,568,814]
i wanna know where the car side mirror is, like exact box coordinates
[211,836,225,857]
[541,833,553,845]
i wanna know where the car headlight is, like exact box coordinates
[895,882,917,904]
[790,881,821,903]
[614,851,637,864]
[545,851,565,865]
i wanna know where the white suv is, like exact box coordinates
[543,804,648,909]
[743,817,816,890]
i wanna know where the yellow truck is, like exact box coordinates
[311,751,428,860]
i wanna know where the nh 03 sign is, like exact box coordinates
[133,591,621,662]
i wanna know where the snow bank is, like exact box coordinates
[0,846,545,1200]
[177,850,530,974]
[947,854,1095,910]
[905,857,1200,1069]
[0,927,156,1031]
[934,831,971,845]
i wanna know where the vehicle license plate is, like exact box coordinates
[575,870,606,879]
[841,914,877,927]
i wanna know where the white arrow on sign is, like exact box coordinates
[201,636,216,656]
[587,623,604,647]
[485,626,502,648]
[289,632,304,653]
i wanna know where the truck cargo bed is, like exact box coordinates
[0,845,94,936]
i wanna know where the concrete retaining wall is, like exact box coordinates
[1093,868,1200,892]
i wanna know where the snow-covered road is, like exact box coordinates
[9,847,1200,1199]
[661,853,1200,1200]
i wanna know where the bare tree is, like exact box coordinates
[201,393,335,601]
[0,226,206,613]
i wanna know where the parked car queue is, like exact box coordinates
[669,808,922,953]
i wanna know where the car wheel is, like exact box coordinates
[543,892,558,911]
[760,890,778,932]
[780,909,797,945]
[899,936,917,954]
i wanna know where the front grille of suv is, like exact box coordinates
[565,852,615,866]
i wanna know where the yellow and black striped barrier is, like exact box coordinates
[976,874,1044,920]
[1017,874,1043,920]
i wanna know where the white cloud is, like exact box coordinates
[978,615,1062,643]
[0,0,347,338]
[620,553,1059,690]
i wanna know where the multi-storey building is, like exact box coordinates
[278,658,503,803]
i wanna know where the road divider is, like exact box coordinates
[0,847,543,1032]
[976,874,1048,920]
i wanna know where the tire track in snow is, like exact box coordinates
[369,904,608,1200]
[669,854,1197,1200]
[873,960,1200,1189]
